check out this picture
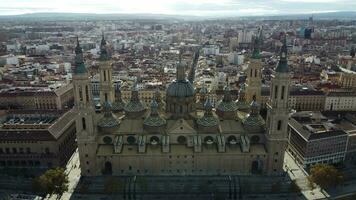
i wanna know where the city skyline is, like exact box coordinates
[1,0,356,16]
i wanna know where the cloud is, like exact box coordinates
[0,0,355,16]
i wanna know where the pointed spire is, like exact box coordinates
[204,96,213,115]
[74,37,86,74]
[150,96,159,116]
[250,95,260,116]
[238,82,246,101]
[276,33,289,73]
[223,81,232,102]
[251,35,261,59]
[100,32,110,61]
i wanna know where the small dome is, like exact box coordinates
[143,98,166,127]
[98,102,119,132]
[166,80,195,97]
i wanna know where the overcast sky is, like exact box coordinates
[0,0,355,16]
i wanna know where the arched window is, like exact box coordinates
[103,70,107,81]
[250,69,253,77]
[85,85,89,102]
[281,86,285,100]
[277,120,282,131]
[274,86,278,99]
[79,86,83,101]
[82,117,86,130]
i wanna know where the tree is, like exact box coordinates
[32,167,69,197]
[308,164,343,189]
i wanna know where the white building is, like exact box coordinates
[228,52,244,65]
[325,92,356,111]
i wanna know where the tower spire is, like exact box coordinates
[100,32,110,61]
[251,35,261,59]
[276,33,289,73]
[74,37,86,74]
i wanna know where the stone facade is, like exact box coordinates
[74,37,290,177]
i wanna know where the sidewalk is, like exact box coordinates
[46,149,81,200]
[284,151,329,200]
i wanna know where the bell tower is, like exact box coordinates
[246,29,262,103]
[73,37,98,176]
[99,33,114,105]
[266,34,290,175]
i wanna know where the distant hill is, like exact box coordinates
[0,11,355,21]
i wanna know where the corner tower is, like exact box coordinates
[72,38,98,176]
[99,34,114,104]
[266,34,290,175]
[245,32,262,103]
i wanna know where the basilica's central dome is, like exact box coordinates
[166,79,194,97]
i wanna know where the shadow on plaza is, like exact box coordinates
[68,175,307,200]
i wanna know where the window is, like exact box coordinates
[255,69,257,77]
[26,148,31,154]
[79,86,83,101]
[0,148,3,154]
[105,93,108,102]
[250,69,253,77]
[277,120,282,131]
[274,86,278,99]
[82,117,86,130]
[103,71,107,81]
[281,86,285,100]
[85,85,89,102]
[19,148,24,154]
[12,148,17,154]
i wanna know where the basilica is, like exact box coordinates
[73,34,290,177]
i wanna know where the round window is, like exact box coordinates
[227,135,237,144]
[127,136,136,144]
[150,136,160,144]
[103,136,112,144]
[204,136,214,144]
[177,136,187,144]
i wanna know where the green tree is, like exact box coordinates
[32,167,69,197]
[308,164,343,189]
